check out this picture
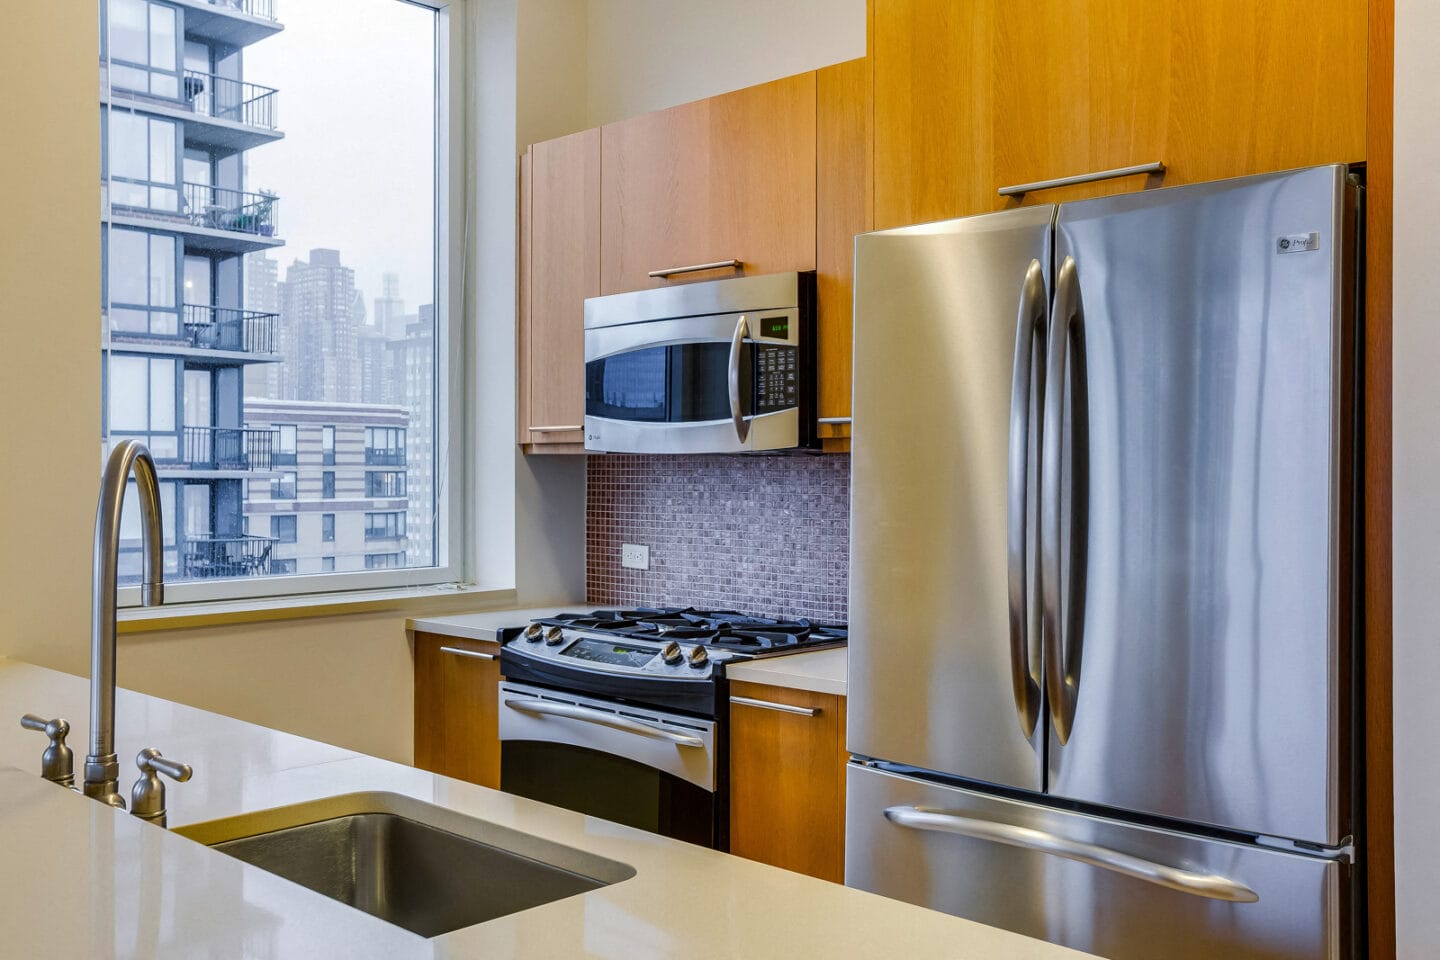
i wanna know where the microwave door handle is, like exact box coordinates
[882,806,1258,904]
[1007,259,1046,739]
[728,314,750,443]
[503,697,706,748]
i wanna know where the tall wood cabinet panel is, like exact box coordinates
[413,632,501,788]
[520,128,599,452]
[600,72,818,294]
[816,56,872,447]
[728,681,847,882]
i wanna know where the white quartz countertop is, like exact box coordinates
[407,604,586,642]
[726,647,848,696]
[0,658,1092,959]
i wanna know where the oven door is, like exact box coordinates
[583,310,802,454]
[498,681,721,848]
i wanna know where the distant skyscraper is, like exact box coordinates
[373,272,406,340]
[245,253,281,399]
[386,304,435,566]
[276,249,362,403]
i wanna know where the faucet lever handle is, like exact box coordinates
[20,714,75,788]
[130,747,192,828]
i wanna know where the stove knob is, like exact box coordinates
[544,626,566,646]
[687,645,709,669]
[660,641,683,665]
[523,623,544,642]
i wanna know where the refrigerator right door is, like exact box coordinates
[847,764,1346,960]
[1045,165,1354,845]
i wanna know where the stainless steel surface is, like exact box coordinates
[847,764,1344,960]
[20,714,74,787]
[729,696,821,717]
[849,204,1055,791]
[585,409,799,455]
[439,645,496,661]
[503,697,705,748]
[728,314,751,443]
[647,258,743,278]
[88,440,166,809]
[527,425,583,433]
[179,791,635,939]
[1046,165,1352,845]
[998,161,1166,197]
[1006,258,1047,740]
[585,270,799,330]
[817,417,852,424]
[498,682,717,790]
[882,805,1257,903]
[1040,255,1088,746]
[129,747,192,828]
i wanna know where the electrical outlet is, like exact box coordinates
[621,543,650,570]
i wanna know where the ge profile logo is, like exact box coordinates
[1276,231,1320,255]
[1278,237,1292,250]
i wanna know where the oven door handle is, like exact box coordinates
[503,698,706,748]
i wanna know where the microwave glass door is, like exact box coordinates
[586,341,739,424]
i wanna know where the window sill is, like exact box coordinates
[117,583,517,634]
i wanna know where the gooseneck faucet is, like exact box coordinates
[85,439,166,808]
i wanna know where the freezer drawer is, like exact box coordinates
[845,765,1346,960]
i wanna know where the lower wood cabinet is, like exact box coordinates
[728,680,847,882]
[413,631,501,788]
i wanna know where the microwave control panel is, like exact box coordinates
[754,343,799,414]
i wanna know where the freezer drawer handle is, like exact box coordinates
[998,162,1165,198]
[1005,258,1047,739]
[439,645,496,661]
[503,697,705,748]
[882,805,1259,904]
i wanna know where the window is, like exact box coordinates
[365,427,406,465]
[270,514,297,543]
[271,471,297,499]
[104,0,451,600]
[366,471,405,498]
[365,511,405,541]
[273,424,297,465]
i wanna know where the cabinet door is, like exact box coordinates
[728,681,846,882]
[600,72,817,294]
[816,56,871,447]
[413,632,501,788]
[521,128,599,451]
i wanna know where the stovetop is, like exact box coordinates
[531,607,848,656]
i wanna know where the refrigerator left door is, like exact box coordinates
[846,764,1347,960]
[849,205,1055,793]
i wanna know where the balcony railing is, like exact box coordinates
[204,0,278,21]
[183,425,275,471]
[181,534,277,579]
[183,70,278,130]
[364,449,407,466]
[183,183,279,236]
[183,304,278,354]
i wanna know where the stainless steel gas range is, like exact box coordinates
[496,608,846,849]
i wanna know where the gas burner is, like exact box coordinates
[525,607,847,659]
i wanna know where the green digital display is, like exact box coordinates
[761,315,789,339]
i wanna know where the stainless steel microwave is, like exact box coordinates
[582,271,817,454]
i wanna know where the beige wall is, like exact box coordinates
[1393,0,1440,953]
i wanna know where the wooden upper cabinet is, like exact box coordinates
[600,72,817,294]
[520,128,600,451]
[816,57,872,444]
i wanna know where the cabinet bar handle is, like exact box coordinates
[529,425,583,433]
[440,645,496,661]
[648,259,742,278]
[730,695,820,717]
[817,417,852,425]
[998,161,1165,198]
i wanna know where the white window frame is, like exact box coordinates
[115,0,468,607]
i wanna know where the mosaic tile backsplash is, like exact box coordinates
[587,454,850,623]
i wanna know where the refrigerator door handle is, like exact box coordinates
[1006,259,1047,738]
[1041,256,1090,744]
[882,805,1260,904]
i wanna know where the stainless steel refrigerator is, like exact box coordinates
[845,165,1360,960]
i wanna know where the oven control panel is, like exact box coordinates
[506,629,732,681]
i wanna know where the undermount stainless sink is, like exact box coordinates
[175,791,635,938]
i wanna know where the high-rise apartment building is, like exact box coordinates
[244,252,280,398]
[275,248,363,404]
[242,399,410,575]
[373,272,406,340]
[386,305,435,565]
[100,0,286,580]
